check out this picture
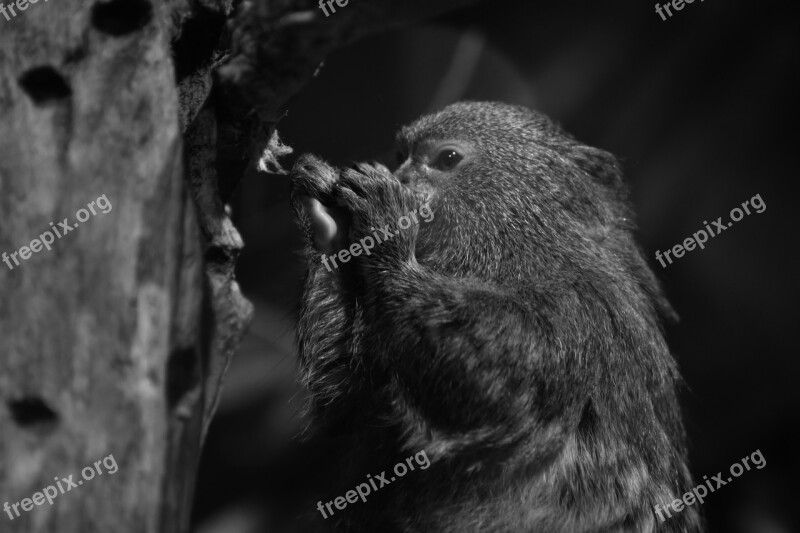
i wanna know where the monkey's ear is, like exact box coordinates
[571,146,626,195]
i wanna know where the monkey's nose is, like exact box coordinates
[396,166,416,185]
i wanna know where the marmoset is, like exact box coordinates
[290,102,701,533]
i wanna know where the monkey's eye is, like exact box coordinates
[432,149,463,171]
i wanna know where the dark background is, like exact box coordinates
[192,0,800,531]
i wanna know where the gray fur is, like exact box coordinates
[290,102,701,533]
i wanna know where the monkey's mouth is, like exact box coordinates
[299,195,350,254]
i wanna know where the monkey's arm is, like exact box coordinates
[291,155,365,422]
[296,261,359,409]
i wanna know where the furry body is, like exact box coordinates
[290,102,701,533]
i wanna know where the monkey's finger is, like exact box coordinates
[290,154,339,203]
[354,161,394,181]
[332,183,369,211]
[298,197,351,253]
[336,168,376,200]
[341,166,403,206]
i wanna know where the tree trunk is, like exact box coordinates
[0,0,477,531]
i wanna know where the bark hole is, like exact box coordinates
[18,66,72,105]
[7,397,59,431]
[204,246,231,266]
[166,346,200,411]
[91,0,153,36]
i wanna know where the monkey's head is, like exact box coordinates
[395,101,670,314]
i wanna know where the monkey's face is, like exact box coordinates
[393,101,631,281]
[393,102,557,279]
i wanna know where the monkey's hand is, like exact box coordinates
[335,162,425,269]
[290,154,350,255]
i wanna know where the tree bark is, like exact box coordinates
[0,0,478,531]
